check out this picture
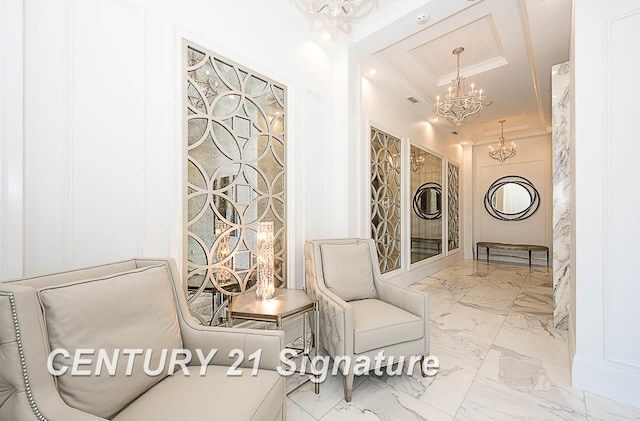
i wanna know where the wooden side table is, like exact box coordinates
[227,288,320,394]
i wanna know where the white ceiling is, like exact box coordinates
[356,0,571,143]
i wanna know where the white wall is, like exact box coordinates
[0,0,24,279]
[472,135,552,266]
[360,76,464,285]
[572,0,640,408]
[2,0,351,289]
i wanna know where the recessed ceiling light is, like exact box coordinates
[322,32,332,41]
[369,68,377,76]
[460,141,469,145]
[431,117,439,123]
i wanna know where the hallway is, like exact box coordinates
[287,260,640,420]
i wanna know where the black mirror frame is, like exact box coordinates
[413,182,442,220]
[484,175,540,221]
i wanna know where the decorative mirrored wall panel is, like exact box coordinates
[447,162,460,251]
[185,41,287,324]
[410,146,443,264]
[370,127,401,273]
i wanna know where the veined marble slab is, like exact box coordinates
[552,61,571,330]
[320,378,453,421]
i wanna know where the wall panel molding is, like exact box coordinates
[0,0,25,279]
[64,0,74,269]
[603,8,640,368]
[68,0,145,268]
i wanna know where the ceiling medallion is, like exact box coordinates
[434,47,486,126]
[489,120,516,162]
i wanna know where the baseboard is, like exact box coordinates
[568,312,576,371]
[388,252,464,287]
[572,355,640,409]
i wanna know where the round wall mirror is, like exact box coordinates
[491,183,531,214]
[484,176,540,221]
[413,182,442,220]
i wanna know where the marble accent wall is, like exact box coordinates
[552,62,571,330]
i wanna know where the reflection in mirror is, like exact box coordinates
[411,146,443,264]
[492,183,531,214]
[484,175,540,221]
[371,127,401,274]
[413,182,442,219]
[185,42,287,325]
[447,162,460,251]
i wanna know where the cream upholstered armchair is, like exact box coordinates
[0,258,285,421]
[304,239,429,402]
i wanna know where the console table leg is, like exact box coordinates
[547,249,549,267]
[486,247,489,263]
[529,250,532,267]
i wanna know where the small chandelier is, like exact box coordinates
[410,151,425,172]
[489,120,516,162]
[307,0,353,16]
[434,47,485,126]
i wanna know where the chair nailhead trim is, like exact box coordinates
[1,292,48,421]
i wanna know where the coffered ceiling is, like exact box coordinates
[356,0,571,143]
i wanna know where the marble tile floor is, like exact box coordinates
[286,260,640,421]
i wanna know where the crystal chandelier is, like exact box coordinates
[307,0,353,16]
[434,47,485,126]
[410,151,425,172]
[489,120,516,162]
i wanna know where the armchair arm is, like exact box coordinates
[312,285,354,358]
[375,278,430,354]
[375,278,429,320]
[181,324,285,371]
[304,242,354,358]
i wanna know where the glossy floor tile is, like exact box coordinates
[287,260,639,420]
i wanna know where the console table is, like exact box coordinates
[476,242,549,267]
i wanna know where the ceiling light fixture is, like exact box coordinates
[410,150,425,172]
[322,32,332,40]
[369,68,377,76]
[434,47,486,126]
[489,120,516,162]
[308,0,353,16]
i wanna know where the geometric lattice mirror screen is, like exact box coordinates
[184,40,286,324]
[370,127,401,274]
[447,162,460,251]
[410,146,442,264]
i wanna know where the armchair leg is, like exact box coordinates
[343,373,354,402]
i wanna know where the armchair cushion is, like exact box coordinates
[320,242,378,302]
[113,366,284,421]
[38,265,182,419]
[351,299,423,354]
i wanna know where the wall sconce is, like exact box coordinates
[256,221,275,300]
